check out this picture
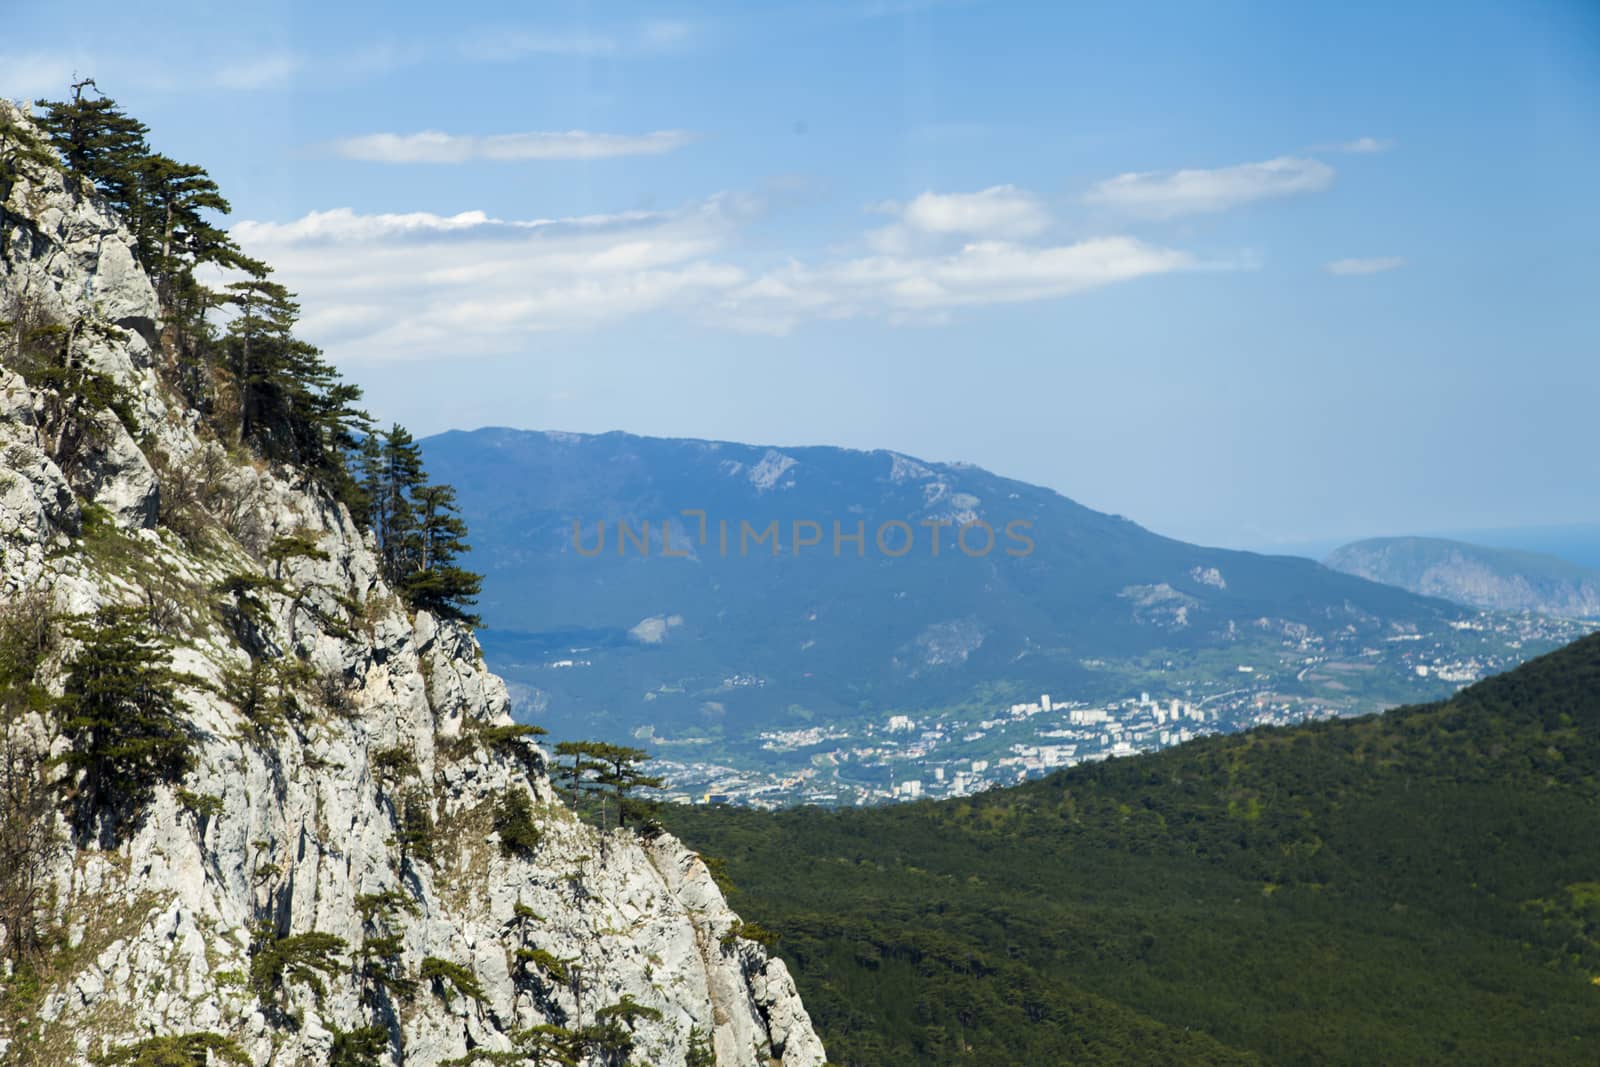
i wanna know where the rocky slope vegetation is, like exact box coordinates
[1326,536,1600,618]
[0,99,824,1067]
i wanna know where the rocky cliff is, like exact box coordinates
[0,100,825,1067]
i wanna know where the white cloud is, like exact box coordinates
[867,185,1050,254]
[229,181,1210,355]
[0,52,90,100]
[1325,256,1405,276]
[329,129,697,164]
[898,186,1051,238]
[228,199,752,359]
[1085,156,1335,219]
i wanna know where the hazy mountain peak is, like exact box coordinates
[1325,536,1600,618]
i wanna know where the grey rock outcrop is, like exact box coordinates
[0,100,825,1067]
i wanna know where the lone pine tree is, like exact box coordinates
[33,79,148,215]
[53,607,195,842]
[360,424,481,625]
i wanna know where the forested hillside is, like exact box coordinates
[665,632,1600,1065]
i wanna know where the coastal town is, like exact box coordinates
[651,689,1329,808]
[642,609,1594,808]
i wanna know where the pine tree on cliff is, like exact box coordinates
[589,744,663,829]
[278,332,368,500]
[549,742,660,828]
[54,607,195,842]
[553,741,605,809]
[361,426,482,625]
[35,81,260,428]
[127,152,258,304]
[368,424,423,576]
[30,83,469,614]
[222,268,369,501]
[402,482,482,625]
[33,79,148,215]
[222,271,297,446]
[35,82,251,290]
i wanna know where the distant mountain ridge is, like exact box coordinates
[419,428,1553,772]
[1325,536,1600,618]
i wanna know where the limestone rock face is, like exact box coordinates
[3,149,159,338]
[0,101,824,1067]
[0,367,80,591]
[63,403,160,529]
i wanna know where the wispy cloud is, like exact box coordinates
[9,20,687,102]
[1085,156,1335,219]
[2,44,417,99]
[230,178,1210,353]
[329,129,698,164]
[340,41,425,77]
[212,53,301,91]
[1315,136,1392,154]
[461,19,693,61]
[1326,256,1405,276]
[717,236,1200,334]
[209,40,423,91]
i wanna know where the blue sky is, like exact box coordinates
[5,0,1597,550]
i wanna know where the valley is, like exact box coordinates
[664,631,1600,1065]
[510,610,1586,805]
[427,429,1593,806]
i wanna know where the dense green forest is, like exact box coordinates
[665,632,1600,1065]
